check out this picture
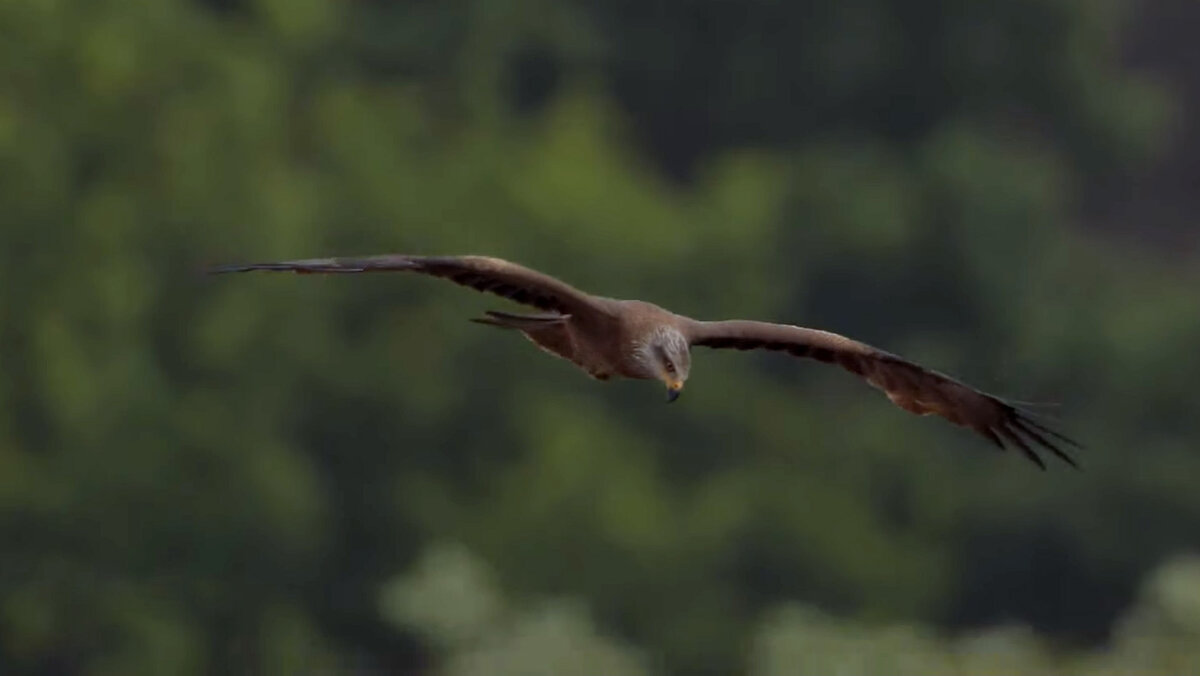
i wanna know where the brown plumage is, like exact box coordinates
[208,254,1080,469]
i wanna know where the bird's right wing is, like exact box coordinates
[208,255,608,317]
[687,319,1080,469]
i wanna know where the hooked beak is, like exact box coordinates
[665,381,683,403]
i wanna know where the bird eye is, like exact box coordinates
[665,362,676,374]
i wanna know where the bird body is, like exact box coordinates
[209,254,1080,468]
[473,299,690,382]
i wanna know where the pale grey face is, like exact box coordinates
[638,327,691,401]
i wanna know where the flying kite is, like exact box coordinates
[209,254,1079,469]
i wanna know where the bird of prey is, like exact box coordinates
[209,254,1079,469]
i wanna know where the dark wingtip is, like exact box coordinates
[1013,417,1081,470]
[205,263,256,275]
[469,317,508,328]
[1020,415,1084,450]
[979,428,1005,451]
[986,405,1082,471]
[203,261,348,275]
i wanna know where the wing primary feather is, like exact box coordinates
[1011,417,1080,469]
[995,426,1047,470]
[976,426,1006,451]
[1001,399,1065,415]
[206,257,407,274]
[1017,416,1083,449]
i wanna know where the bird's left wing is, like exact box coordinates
[687,319,1080,469]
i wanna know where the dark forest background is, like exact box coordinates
[2,0,1198,673]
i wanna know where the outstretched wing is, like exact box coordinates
[687,320,1080,469]
[208,255,607,317]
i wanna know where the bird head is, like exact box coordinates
[640,327,691,402]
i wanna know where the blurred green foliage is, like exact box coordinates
[384,545,1200,676]
[1,0,1197,674]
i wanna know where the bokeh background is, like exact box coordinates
[3,0,1199,674]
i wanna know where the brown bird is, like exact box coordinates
[209,254,1079,469]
